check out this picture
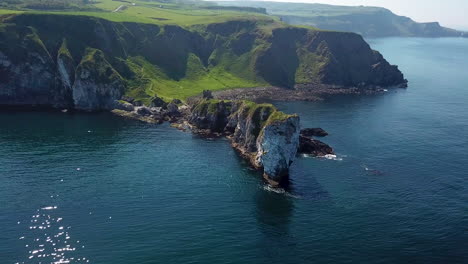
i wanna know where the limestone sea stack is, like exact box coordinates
[189,99,300,186]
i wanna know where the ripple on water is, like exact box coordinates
[16,206,89,264]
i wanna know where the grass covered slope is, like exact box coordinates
[0,0,273,27]
[216,1,467,38]
[0,14,272,103]
[0,4,406,107]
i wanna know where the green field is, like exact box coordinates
[0,0,274,27]
[124,54,267,102]
[0,9,24,15]
[214,1,385,18]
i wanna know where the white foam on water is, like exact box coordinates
[41,206,57,210]
[263,185,286,194]
[323,154,343,161]
[301,153,345,161]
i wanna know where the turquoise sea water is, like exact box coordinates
[1,37,467,263]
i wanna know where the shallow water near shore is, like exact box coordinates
[1,37,468,263]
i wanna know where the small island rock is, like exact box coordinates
[298,135,334,157]
[301,128,329,137]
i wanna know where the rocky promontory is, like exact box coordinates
[188,99,300,186]
[111,97,302,186]
[106,93,343,187]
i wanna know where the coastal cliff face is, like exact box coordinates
[72,48,124,110]
[0,14,406,110]
[0,25,58,107]
[189,100,300,185]
[0,22,124,110]
[258,28,406,88]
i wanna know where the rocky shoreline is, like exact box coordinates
[209,84,407,102]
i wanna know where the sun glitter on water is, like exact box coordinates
[16,206,89,264]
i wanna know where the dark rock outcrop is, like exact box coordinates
[136,106,153,116]
[189,100,233,133]
[202,90,214,99]
[301,128,328,137]
[166,102,180,117]
[171,99,182,105]
[298,135,334,157]
[150,96,167,108]
[298,128,334,156]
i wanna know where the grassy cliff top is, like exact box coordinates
[215,1,392,18]
[214,1,466,38]
[194,99,295,122]
[0,0,277,27]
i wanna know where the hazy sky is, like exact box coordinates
[269,0,468,29]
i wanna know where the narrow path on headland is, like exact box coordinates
[112,5,127,13]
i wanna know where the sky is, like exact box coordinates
[267,0,468,29]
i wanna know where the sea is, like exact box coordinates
[1,37,467,263]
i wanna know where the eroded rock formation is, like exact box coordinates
[188,99,300,186]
